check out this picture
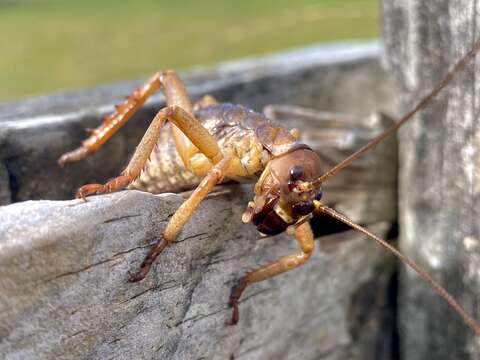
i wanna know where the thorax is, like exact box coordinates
[193,103,301,179]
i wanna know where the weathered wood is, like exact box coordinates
[0,190,394,360]
[0,42,398,359]
[383,1,480,358]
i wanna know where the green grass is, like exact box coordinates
[0,0,379,102]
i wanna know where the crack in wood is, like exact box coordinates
[175,232,209,244]
[42,242,157,284]
[67,330,85,338]
[179,306,229,325]
[119,281,180,304]
[102,213,142,224]
[233,341,268,359]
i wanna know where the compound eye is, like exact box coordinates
[314,188,323,201]
[293,200,314,216]
[289,165,304,181]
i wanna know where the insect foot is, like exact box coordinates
[75,183,104,200]
[128,267,150,283]
[129,236,172,282]
[228,277,249,325]
[58,147,90,167]
[75,175,132,199]
[128,256,156,283]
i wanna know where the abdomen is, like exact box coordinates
[130,123,202,193]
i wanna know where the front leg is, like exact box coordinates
[228,222,314,325]
[129,156,233,282]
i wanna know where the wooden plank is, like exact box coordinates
[0,190,395,359]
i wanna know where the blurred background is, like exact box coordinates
[0,0,379,102]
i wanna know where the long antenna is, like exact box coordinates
[315,202,480,336]
[308,39,480,187]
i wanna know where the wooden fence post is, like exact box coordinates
[383,1,480,358]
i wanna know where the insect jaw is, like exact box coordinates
[289,179,317,193]
[241,201,256,223]
[243,181,323,238]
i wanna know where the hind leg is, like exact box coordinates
[76,105,223,198]
[59,71,190,166]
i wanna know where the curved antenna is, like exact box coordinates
[314,201,480,336]
[306,39,480,188]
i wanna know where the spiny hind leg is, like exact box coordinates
[59,70,193,166]
[76,105,223,198]
[228,222,314,324]
[59,73,160,166]
[129,156,234,282]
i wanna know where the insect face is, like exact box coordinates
[242,148,324,235]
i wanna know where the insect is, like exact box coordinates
[58,40,480,334]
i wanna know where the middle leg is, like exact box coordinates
[228,222,315,324]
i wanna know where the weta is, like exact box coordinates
[58,40,480,334]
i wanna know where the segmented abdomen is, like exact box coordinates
[130,123,202,193]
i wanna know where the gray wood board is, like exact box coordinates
[0,189,394,360]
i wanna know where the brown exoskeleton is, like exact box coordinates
[58,40,480,334]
